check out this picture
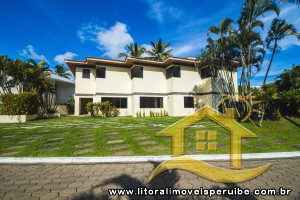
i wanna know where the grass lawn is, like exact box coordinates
[0,116,299,157]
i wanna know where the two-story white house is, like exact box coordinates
[65,56,238,116]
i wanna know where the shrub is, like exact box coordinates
[65,96,75,114]
[86,102,94,115]
[0,92,39,115]
[100,101,111,117]
[109,106,120,117]
[86,101,119,117]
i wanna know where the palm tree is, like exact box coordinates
[25,59,50,92]
[148,38,173,60]
[118,42,146,58]
[204,18,238,97]
[55,64,72,79]
[26,59,56,114]
[12,58,28,93]
[237,0,279,101]
[263,18,300,85]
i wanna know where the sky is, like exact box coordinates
[0,0,299,86]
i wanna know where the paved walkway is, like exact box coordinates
[0,157,300,200]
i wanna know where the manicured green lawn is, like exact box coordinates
[0,116,299,157]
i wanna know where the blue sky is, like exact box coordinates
[0,0,299,86]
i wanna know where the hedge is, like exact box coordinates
[0,92,40,115]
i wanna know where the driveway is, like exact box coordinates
[0,157,299,200]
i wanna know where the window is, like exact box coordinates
[101,97,127,108]
[96,67,106,78]
[173,66,181,77]
[140,97,163,108]
[131,66,143,79]
[82,69,90,79]
[166,66,181,79]
[200,67,212,79]
[184,97,194,108]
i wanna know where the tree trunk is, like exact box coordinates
[247,45,252,105]
[263,42,277,85]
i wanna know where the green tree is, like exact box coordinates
[263,18,300,85]
[55,64,72,79]
[275,65,300,115]
[276,65,300,91]
[148,38,173,60]
[118,42,146,58]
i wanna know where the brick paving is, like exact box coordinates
[0,157,299,200]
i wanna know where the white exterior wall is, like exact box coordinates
[170,95,196,116]
[74,68,95,115]
[166,66,202,116]
[131,66,167,116]
[196,77,213,107]
[233,71,238,94]
[56,82,75,104]
[211,70,238,108]
[74,96,80,115]
[131,66,166,93]
[75,68,95,95]
[96,66,131,94]
[170,66,201,93]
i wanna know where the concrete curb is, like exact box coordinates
[0,151,299,164]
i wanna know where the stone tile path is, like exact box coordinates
[0,157,299,199]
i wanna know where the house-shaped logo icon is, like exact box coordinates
[148,106,271,183]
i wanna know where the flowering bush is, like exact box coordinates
[0,92,39,115]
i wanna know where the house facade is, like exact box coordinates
[65,56,238,116]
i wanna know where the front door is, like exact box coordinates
[80,98,93,115]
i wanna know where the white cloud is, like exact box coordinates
[77,22,102,42]
[54,52,78,64]
[260,4,300,51]
[253,60,270,77]
[147,0,182,24]
[250,59,291,86]
[19,45,49,63]
[278,37,300,51]
[171,36,206,57]
[142,44,152,51]
[77,21,134,58]
[261,4,297,24]
[173,45,195,57]
[142,43,200,58]
[141,44,152,58]
[149,2,163,23]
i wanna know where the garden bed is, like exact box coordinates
[0,114,38,123]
